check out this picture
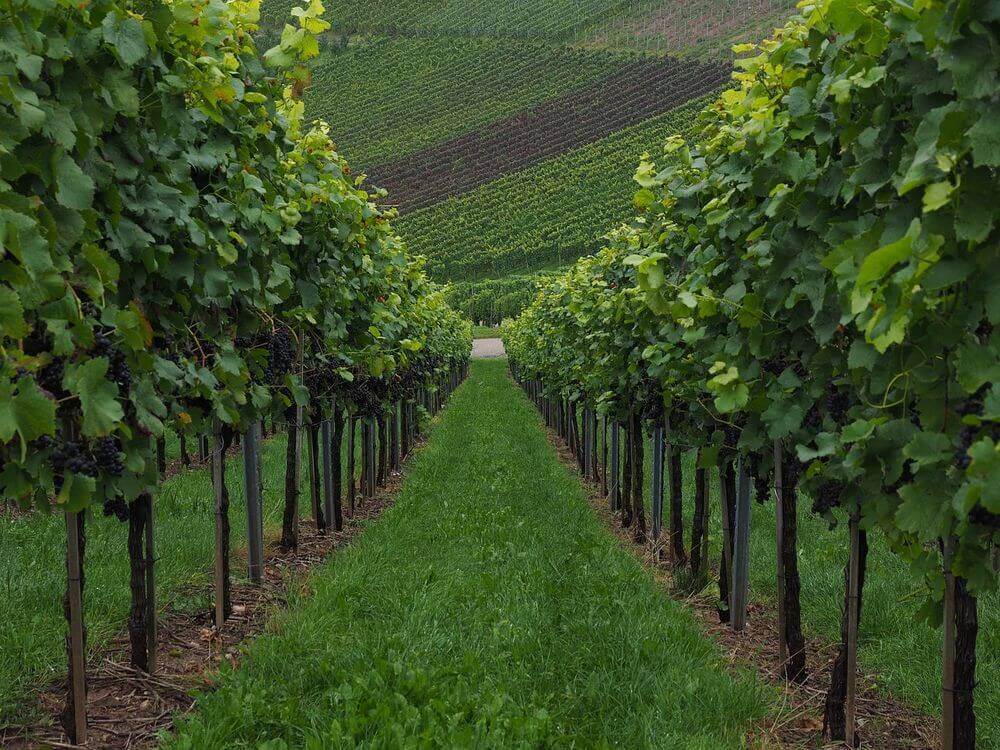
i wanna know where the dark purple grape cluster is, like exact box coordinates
[102,495,129,522]
[955,425,976,470]
[50,440,98,478]
[792,360,807,379]
[748,452,770,504]
[38,358,65,396]
[93,436,124,477]
[803,404,822,432]
[954,396,986,471]
[761,358,785,377]
[976,319,993,339]
[266,329,295,383]
[34,434,56,450]
[813,480,842,514]
[969,506,1000,530]
[94,333,132,392]
[825,386,851,424]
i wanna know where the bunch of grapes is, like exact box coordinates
[102,495,129,522]
[37,357,66,397]
[94,333,132,392]
[266,329,295,383]
[812,480,842,514]
[803,404,822,432]
[93,436,124,477]
[640,379,664,423]
[783,454,802,488]
[761,358,786,377]
[954,425,976,470]
[954,396,985,471]
[50,440,98,479]
[721,422,741,451]
[792,360,808,379]
[825,385,851,424]
[748,452,771,504]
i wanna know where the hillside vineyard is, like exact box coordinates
[1,1,997,749]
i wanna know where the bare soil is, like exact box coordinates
[472,338,506,359]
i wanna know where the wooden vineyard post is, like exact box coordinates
[365,416,376,500]
[582,407,592,479]
[845,498,862,748]
[651,421,664,544]
[307,415,322,530]
[942,535,956,750]
[392,401,402,472]
[719,462,734,614]
[347,413,356,514]
[774,441,787,668]
[242,421,264,582]
[731,458,752,631]
[590,409,599,483]
[65,508,87,744]
[601,415,608,496]
[609,421,620,511]
[293,405,303,540]
[145,493,156,671]
[321,416,335,529]
[700,468,710,573]
[212,421,227,626]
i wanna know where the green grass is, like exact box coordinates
[0,421,366,725]
[305,37,632,168]
[472,325,498,338]
[165,360,770,748]
[398,95,713,283]
[580,415,1000,746]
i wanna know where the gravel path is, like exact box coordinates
[472,338,506,358]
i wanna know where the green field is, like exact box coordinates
[399,95,713,283]
[165,360,770,748]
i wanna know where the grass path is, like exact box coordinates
[166,359,769,748]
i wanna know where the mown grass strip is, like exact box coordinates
[166,360,769,748]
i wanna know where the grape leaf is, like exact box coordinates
[65,358,123,436]
[53,152,94,210]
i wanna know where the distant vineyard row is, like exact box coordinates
[399,96,714,283]
[305,37,630,168]
[371,55,728,212]
[262,0,794,57]
[445,272,556,325]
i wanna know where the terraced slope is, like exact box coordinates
[305,38,631,168]
[258,0,792,321]
[372,55,728,212]
[262,0,637,38]
[397,95,714,282]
